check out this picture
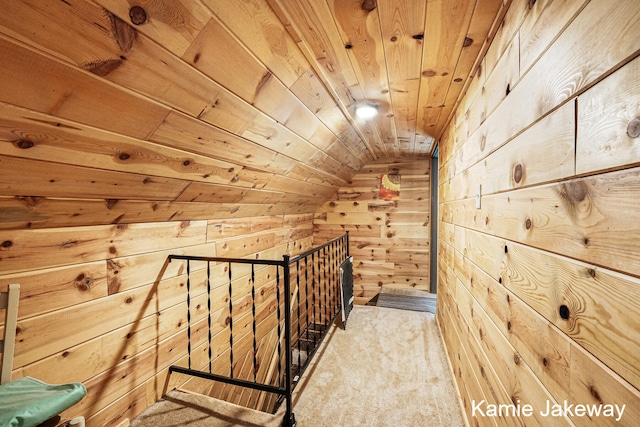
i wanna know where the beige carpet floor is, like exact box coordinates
[129,305,464,427]
[291,304,464,426]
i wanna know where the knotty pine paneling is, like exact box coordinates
[437,1,640,426]
[314,158,431,304]
[1,214,317,426]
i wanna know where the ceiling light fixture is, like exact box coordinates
[355,103,378,120]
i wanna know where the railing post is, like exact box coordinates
[346,230,350,258]
[282,255,296,427]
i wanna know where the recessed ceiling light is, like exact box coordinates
[355,104,378,119]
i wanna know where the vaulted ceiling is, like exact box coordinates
[0,0,507,229]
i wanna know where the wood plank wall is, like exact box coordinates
[0,213,314,426]
[314,158,431,304]
[437,0,640,426]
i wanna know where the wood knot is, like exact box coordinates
[422,70,437,77]
[559,304,570,320]
[513,163,523,183]
[627,117,640,138]
[119,153,130,160]
[513,353,520,364]
[542,357,548,367]
[590,386,603,404]
[412,33,424,40]
[85,59,123,77]
[453,78,463,82]
[1,240,13,248]
[559,181,588,203]
[361,0,377,12]
[345,43,353,49]
[525,218,532,230]
[588,268,596,278]
[129,6,147,25]
[463,37,473,47]
[75,273,92,291]
[15,139,35,149]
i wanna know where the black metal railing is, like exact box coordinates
[167,232,351,427]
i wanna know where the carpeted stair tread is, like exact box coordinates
[376,287,436,313]
[380,286,436,299]
[129,389,283,427]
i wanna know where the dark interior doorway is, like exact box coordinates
[430,146,438,294]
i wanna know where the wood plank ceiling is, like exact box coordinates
[0,0,506,229]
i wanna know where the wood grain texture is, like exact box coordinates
[3,215,317,425]
[577,55,640,174]
[93,0,212,57]
[315,158,430,301]
[378,0,426,150]
[438,1,640,425]
[452,0,640,177]
[450,100,575,200]
[0,0,508,424]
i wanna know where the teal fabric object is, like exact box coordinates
[0,377,86,427]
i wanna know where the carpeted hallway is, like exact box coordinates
[290,304,464,426]
[130,304,464,426]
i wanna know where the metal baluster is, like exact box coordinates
[296,260,301,371]
[337,240,341,314]
[311,254,316,347]
[282,255,294,427]
[228,262,234,378]
[337,239,342,312]
[311,251,324,332]
[329,242,336,317]
[207,261,212,373]
[252,263,257,383]
[335,241,339,314]
[304,254,309,352]
[276,264,282,387]
[336,240,341,311]
[187,259,192,370]
[323,246,328,325]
